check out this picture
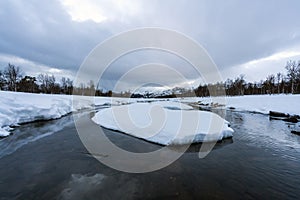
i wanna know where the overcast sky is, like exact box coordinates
[1,0,300,91]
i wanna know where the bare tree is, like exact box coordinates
[38,74,48,93]
[88,80,95,96]
[38,73,58,94]
[4,63,22,91]
[0,70,6,90]
[61,77,67,92]
[60,77,73,94]
[48,75,56,94]
[233,74,246,95]
[276,72,282,94]
[285,60,299,94]
[264,74,275,94]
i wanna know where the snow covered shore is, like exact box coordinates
[92,102,234,145]
[179,94,300,116]
[1,91,299,138]
[0,91,71,136]
[0,91,131,137]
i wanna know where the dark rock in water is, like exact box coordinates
[283,117,299,123]
[229,107,235,110]
[291,130,300,135]
[210,103,225,108]
[269,111,299,123]
[199,107,211,112]
[199,103,209,106]
[269,111,289,118]
[0,134,10,139]
[269,116,284,121]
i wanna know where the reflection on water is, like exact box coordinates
[0,107,107,159]
[0,109,300,199]
[0,114,74,159]
[186,138,233,153]
[58,173,106,200]
[227,111,300,158]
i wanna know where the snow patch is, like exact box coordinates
[92,102,233,145]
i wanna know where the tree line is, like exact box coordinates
[191,60,300,97]
[0,63,112,96]
[1,60,300,97]
[139,60,300,98]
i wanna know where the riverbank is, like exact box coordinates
[1,91,299,137]
[178,94,300,115]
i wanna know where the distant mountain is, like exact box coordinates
[131,86,171,98]
[131,86,189,98]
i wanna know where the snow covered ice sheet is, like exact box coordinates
[92,102,234,145]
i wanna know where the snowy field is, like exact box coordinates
[178,94,300,116]
[1,91,299,139]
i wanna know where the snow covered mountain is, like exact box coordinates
[131,86,185,98]
[131,86,172,98]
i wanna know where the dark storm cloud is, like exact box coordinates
[0,0,111,70]
[139,0,300,69]
[1,0,300,87]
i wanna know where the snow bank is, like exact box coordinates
[6,90,297,140]
[179,94,300,115]
[0,91,132,137]
[0,91,70,136]
[149,100,194,110]
[92,102,233,145]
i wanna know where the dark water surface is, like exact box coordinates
[0,110,300,200]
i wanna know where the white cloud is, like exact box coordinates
[59,0,142,23]
[0,53,75,81]
[2,0,300,89]
[60,0,108,23]
[222,49,300,82]
[244,51,300,68]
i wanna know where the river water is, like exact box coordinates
[0,109,300,199]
